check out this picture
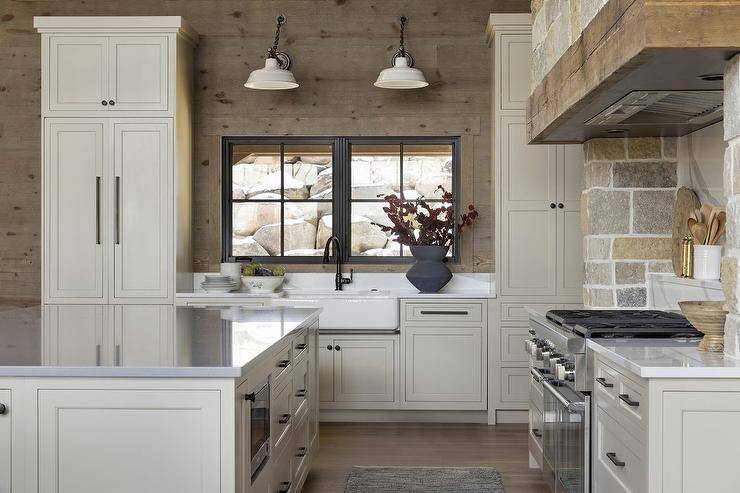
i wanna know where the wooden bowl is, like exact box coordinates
[678,300,728,352]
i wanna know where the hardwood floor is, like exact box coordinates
[302,422,548,493]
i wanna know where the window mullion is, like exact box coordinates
[280,142,285,256]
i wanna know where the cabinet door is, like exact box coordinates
[112,121,172,300]
[108,36,169,112]
[45,120,107,302]
[48,36,108,111]
[38,388,221,493]
[662,391,740,493]
[404,327,482,403]
[0,389,9,493]
[334,338,395,403]
[499,115,558,296]
[318,336,334,403]
[113,305,173,367]
[308,326,319,447]
[43,305,105,366]
[556,145,584,297]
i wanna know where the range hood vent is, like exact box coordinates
[586,90,723,126]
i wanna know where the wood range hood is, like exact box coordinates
[527,0,740,144]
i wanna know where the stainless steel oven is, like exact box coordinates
[246,376,270,480]
[542,379,589,493]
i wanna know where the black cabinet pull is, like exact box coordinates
[532,428,542,438]
[295,343,307,350]
[278,413,291,424]
[278,481,291,493]
[606,452,625,467]
[108,100,115,106]
[296,447,307,457]
[618,394,639,407]
[277,359,290,368]
[0,403,6,415]
[326,345,333,351]
[101,100,108,106]
[549,203,556,209]
[295,389,307,398]
[244,392,255,402]
[334,345,341,351]
[419,310,468,316]
[557,203,564,209]
[596,377,613,388]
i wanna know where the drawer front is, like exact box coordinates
[595,407,646,493]
[403,302,482,324]
[270,439,293,493]
[528,407,543,469]
[291,355,309,416]
[501,303,553,322]
[292,329,308,361]
[272,343,292,384]
[617,375,645,427]
[529,371,544,413]
[291,415,309,484]
[500,326,530,363]
[499,367,529,404]
[594,358,619,402]
[271,377,293,454]
[595,356,647,442]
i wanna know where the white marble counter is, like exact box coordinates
[588,338,740,378]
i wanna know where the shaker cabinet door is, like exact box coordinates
[48,36,108,112]
[112,121,172,301]
[318,336,334,403]
[108,36,169,112]
[333,338,395,403]
[43,305,105,366]
[556,145,584,297]
[0,389,10,493]
[44,120,107,302]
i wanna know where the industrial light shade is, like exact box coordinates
[245,14,299,90]
[374,56,428,89]
[245,58,299,90]
[374,15,428,90]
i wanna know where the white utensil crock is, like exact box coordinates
[220,262,242,287]
[693,245,722,280]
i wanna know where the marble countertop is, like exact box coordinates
[0,306,320,378]
[588,339,740,378]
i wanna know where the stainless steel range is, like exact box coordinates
[526,309,701,493]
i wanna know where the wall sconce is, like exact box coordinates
[245,14,299,90]
[374,16,428,89]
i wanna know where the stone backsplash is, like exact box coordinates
[582,137,678,308]
[531,0,609,90]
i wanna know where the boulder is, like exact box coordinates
[414,172,453,198]
[285,248,324,256]
[299,155,332,165]
[316,214,387,253]
[254,219,316,256]
[351,183,396,200]
[247,172,309,199]
[310,167,333,197]
[232,236,269,257]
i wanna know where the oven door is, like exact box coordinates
[542,379,589,493]
[249,377,270,480]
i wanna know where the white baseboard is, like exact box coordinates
[320,409,488,423]
[495,409,528,423]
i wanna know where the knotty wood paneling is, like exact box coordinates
[0,0,529,304]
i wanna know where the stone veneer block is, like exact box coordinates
[584,162,611,188]
[615,262,646,284]
[722,254,738,313]
[662,138,677,160]
[585,262,613,285]
[648,261,673,273]
[627,138,662,160]
[616,287,647,307]
[724,313,740,360]
[585,138,626,161]
[584,189,630,234]
[584,236,611,260]
[725,54,740,141]
[632,190,675,234]
[612,237,672,260]
[727,195,740,247]
[612,161,677,188]
[585,287,614,307]
[725,140,740,197]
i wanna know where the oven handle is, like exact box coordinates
[542,379,586,412]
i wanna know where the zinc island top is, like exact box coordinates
[0,305,320,378]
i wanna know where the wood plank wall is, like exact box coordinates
[0,0,529,305]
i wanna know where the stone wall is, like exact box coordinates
[530,0,608,90]
[722,54,740,357]
[581,137,678,307]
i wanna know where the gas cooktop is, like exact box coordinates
[545,309,702,339]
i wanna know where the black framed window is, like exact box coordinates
[222,136,460,264]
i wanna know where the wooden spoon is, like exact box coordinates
[700,204,713,225]
[707,215,719,245]
[689,218,708,245]
[711,211,726,245]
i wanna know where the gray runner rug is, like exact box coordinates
[344,466,506,493]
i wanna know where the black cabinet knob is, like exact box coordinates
[334,345,341,351]
[295,389,307,398]
[277,359,290,368]
[101,100,108,106]
[0,403,6,415]
[278,413,291,424]
[108,100,115,106]
[557,203,564,209]
[549,203,556,209]
[326,344,333,351]
[295,343,307,350]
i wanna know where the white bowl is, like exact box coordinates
[241,276,285,293]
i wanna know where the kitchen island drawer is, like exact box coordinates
[594,407,646,493]
[272,343,292,384]
[595,355,647,442]
[402,301,483,324]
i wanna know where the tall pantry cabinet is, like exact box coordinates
[36,17,198,365]
[486,15,584,422]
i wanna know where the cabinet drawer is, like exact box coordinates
[291,414,310,485]
[594,358,620,403]
[271,377,293,454]
[272,343,292,384]
[499,367,529,404]
[501,303,553,322]
[529,406,544,450]
[403,302,482,324]
[292,328,308,361]
[501,327,529,363]
[270,438,293,493]
[292,355,309,417]
[595,356,647,443]
[529,371,544,413]
[595,407,646,493]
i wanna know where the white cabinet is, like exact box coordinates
[43,304,174,367]
[0,389,9,493]
[404,327,483,404]
[45,34,170,113]
[112,121,172,300]
[44,120,107,303]
[37,388,221,493]
[319,335,397,407]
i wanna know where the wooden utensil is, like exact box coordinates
[707,215,719,245]
[711,211,726,245]
[688,218,708,245]
[700,204,713,225]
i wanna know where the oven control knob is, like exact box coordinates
[547,353,562,368]
[564,369,576,382]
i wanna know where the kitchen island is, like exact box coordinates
[0,305,320,493]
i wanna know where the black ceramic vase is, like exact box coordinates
[406,245,452,293]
